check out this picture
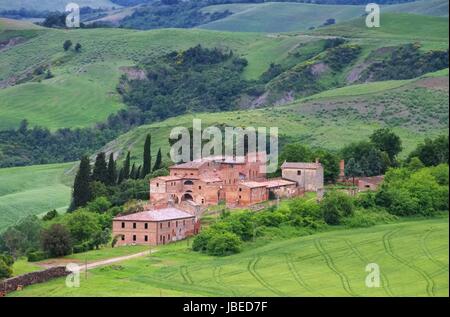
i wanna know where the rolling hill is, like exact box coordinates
[0,162,73,232]
[0,0,118,11]
[8,217,449,296]
[199,0,449,33]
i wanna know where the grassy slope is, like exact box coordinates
[9,217,449,296]
[200,0,449,33]
[100,72,449,165]
[0,162,73,231]
[0,0,117,11]
[0,22,314,130]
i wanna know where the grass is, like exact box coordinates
[100,73,448,166]
[64,245,150,262]
[200,0,449,33]
[8,217,449,297]
[11,258,41,276]
[0,162,73,232]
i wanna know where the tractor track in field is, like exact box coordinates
[213,266,238,296]
[383,229,435,297]
[314,238,358,297]
[344,239,394,297]
[180,266,193,285]
[247,256,285,297]
[421,229,448,272]
[285,254,315,295]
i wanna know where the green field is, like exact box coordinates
[0,162,73,232]
[200,0,449,33]
[9,217,449,297]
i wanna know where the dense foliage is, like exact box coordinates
[363,44,449,81]
[121,45,249,121]
[408,135,449,167]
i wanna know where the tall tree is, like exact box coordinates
[370,128,402,162]
[136,165,142,180]
[71,156,92,210]
[345,157,363,186]
[117,168,125,185]
[153,148,162,171]
[123,151,131,180]
[130,163,137,179]
[92,152,108,184]
[142,134,152,178]
[106,153,117,185]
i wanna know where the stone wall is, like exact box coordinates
[0,266,69,294]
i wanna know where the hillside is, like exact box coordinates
[0,0,118,11]
[199,0,449,33]
[0,162,73,232]
[8,218,449,296]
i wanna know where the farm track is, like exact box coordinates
[314,238,358,297]
[421,229,448,272]
[344,239,394,297]
[180,266,194,285]
[383,229,436,297]
[247,256,285,296]
[212,266,238,296]
[285,254,315,295]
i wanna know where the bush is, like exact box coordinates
[320,191,355,225]
[42,209,58,221]
[192,229,215,252]
[343,209,397,228]
[41,224,73,257]
[86,196,112,213]
[27,250,48,262]
[0,259,12,279]
[0,253,14,266]
[206,232,242,256]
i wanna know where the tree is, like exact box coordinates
[92,152,108,184]
[315,149,339,183]
[408,135,449,167]
[106,153,117,185]
[123,151,131,180]
[142,134,152,178]
[71,156,92,211]
[153,148,162,171]
[41,224,72,257]
[345,158,363,185]
[206,231,242,256]
[86,197,112,213]
[74,43,82,52]
[320,191,354,225]
[63,40,73,51]
[65,210,101,244]
[370,128,402,162]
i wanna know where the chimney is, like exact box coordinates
[339,160,345,177]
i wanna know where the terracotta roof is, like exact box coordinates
[281,162,321,169]
[240,181,267,188]
[114,208,194,222]
[261,179,296,188]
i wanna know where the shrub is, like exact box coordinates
[343,209,397,228]
[192,229,215,252]
[86,196,112,213]
[0,253,14,266]
[320,191,355,225]
[42,209,58,221]
[41,224,73,257]
[0,259,12,279]
[206,232,242,256]
[27,250,48,262]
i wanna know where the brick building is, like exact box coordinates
[113,207,199,246]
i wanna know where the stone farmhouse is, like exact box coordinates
[112,152,324,246]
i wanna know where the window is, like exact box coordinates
[198,186,201,190]
[176,221,178,227]
[168,222,171,228]
[144,235,148,242]
[160,223,162,229]
[184,180,194,185]
[121,235,125,241]
[168,234,171,240]
[297,170,301,176]
[121,222,125,228]
[183,220,186,226]
[156,183,159,187]
[239,188,242,192]
[144,223,148,229]
[239,195,242,199]
[160,235,162,242]
[133,235,136,241]
[133,223,136,229]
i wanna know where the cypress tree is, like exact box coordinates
[153,148,162,172]
[123,151,131,180]
[71,156,92,211]
[92,152,108,184]
[117,168,124,185]
[130,163,136,179]
[142,134,152,178]
[106,153,117,185]
[136,165,142,180]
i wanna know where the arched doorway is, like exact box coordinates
[181,193,194,201]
